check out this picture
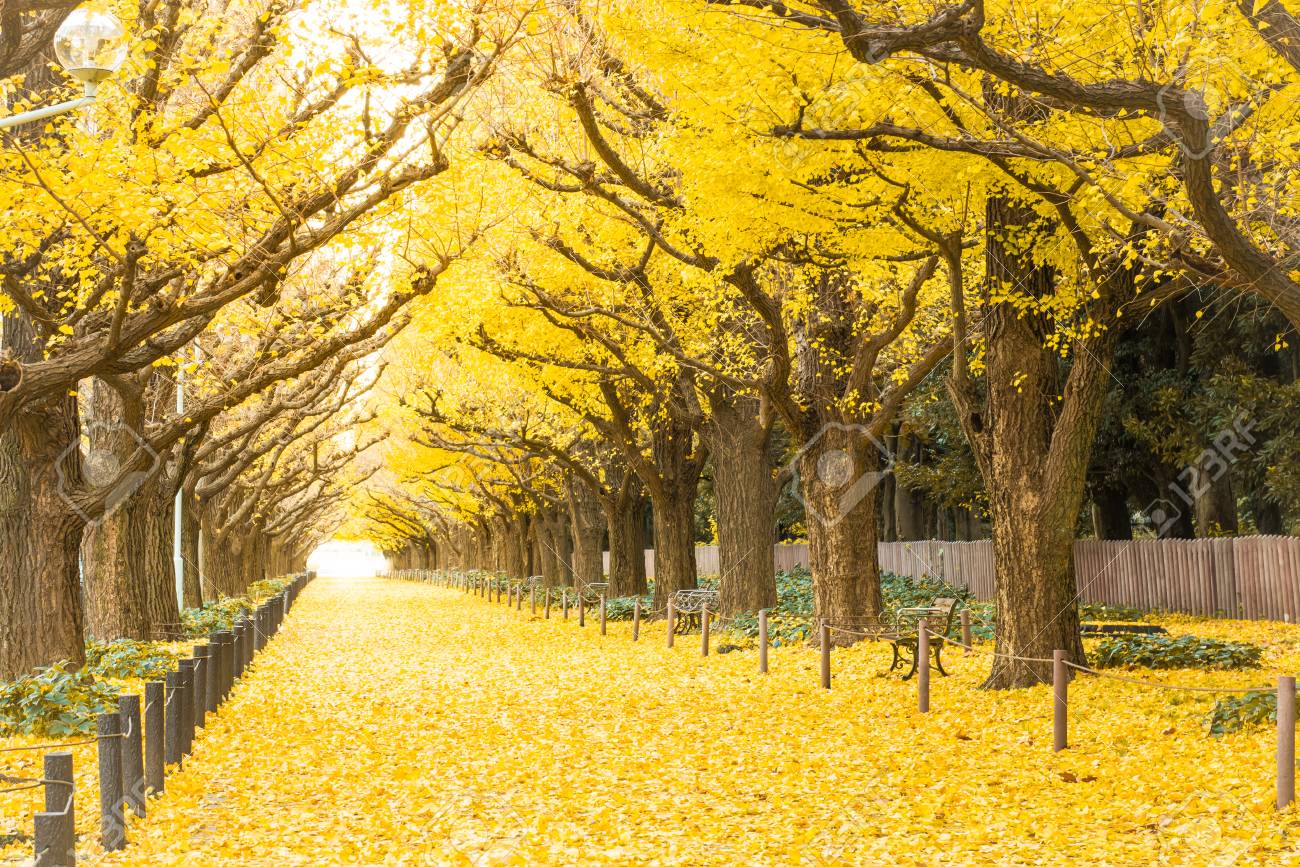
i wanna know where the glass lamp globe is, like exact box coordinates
[54,9,127,86]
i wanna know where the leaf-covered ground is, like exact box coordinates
[6,576,1300,864]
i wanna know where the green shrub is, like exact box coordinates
[1080,602,1147,622]
[1093,634,1262,670]
[246,576,291,602]
[0,666,120,737]
[1206,691,1276,736]
[181,597,253,638]
[85,639,185,681]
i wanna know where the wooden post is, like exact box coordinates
[231,623,245,680]
[918,617,930,713]
[205,639,220,715]
[530,584,536,616]
[1279,675,1296,810]
[961,609,972,652]
[578,595,586,627]
[192,647,208,729]
[545,588,551,619]
[144,681,164,796]
[600,594,607,636]
[701,605,710,656]
[97,712,125,851]
[667,600,676,648]
[819,621,831,689]
[1053,650,1068,752]
[758,609,768,674]
[33,751,74,867]
[118,695,145,817]
[178,660,196,758]
[219,630,235,701]
[563,590,569,620]
[516,585,523,611]
[164,672,183,767]
[632,601,640,641]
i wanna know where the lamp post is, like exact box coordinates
[0,8,127,131]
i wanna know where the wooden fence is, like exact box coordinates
[604,536,1300,621]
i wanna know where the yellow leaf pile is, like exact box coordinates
[6,576,1300,864]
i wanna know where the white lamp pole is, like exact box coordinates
[0,8,127,131]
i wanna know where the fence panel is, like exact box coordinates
[606,536,1298,622]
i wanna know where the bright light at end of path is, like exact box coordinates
[306,540,389,578]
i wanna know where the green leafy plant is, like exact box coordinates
[181,597,254,638]
[0,666,120,737]
[246,576,291,602]
[1094,634,1262,670]
[84,639,185,681]
[1206,691,1276,736]
[1079,602,1147,622]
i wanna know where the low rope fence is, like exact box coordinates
[2,571,315,866]
[399,568,1300,814]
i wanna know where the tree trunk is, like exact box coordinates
[799,425,885,642]
[567,479,605,588]
[180,490,203,607]
[972,193,1103,689]
[1193,457,1238,537]
[644,416,703,609]
[1090,484,1133,540]
[606,488,649,596]
[706,391,778,615]
[0,394,85,678]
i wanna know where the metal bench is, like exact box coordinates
[672,589,719,634]
[889,597,961,680]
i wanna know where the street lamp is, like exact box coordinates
[0,8,127,130]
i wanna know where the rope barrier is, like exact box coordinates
[0,739,95,754]
[1064,661,1277,694]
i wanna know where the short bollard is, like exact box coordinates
[97,712,125,851]
[1279,675,1296,810]
[578,595,586,627]
[144,682,164,796]
[178,660,196,757]
[164,672,183,767]
[1053,650,1068,752]
[758,609,769,674]
[632,601,641,641]
[961,609,973,652]
[118,695,145,817]
[33,750,74,867]
[516,586,523,611]
[600,594,607,636]
[667,600,676,647]
[530,585,536,616]
[545,588,551,619]
[701,605,710,656]
[918,617,931,713]
[562,590,569,620]
[219,631,235,700]
[192,647,208,729]
[819,621,831,689]
[205,639,220,715]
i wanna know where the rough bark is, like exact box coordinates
[0,310,85,678]
[955,194,1111,689]
[180,489,203,607]
[706,390,779,615]
[800,425,885,642]
[566,477,605,588]
[606,487,649,596]
[1192,458,1238,537]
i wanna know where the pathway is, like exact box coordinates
[87,576,1291,865]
